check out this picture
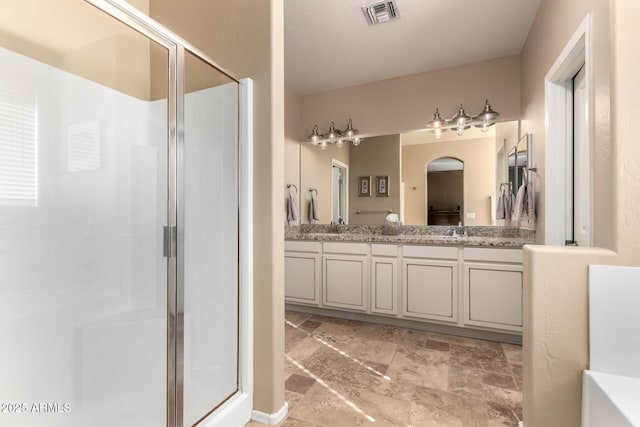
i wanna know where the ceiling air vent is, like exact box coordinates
[362,0,399,26]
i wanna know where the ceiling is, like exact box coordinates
[285,0,542,95]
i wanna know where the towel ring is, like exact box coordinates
[309,188,318,197]
[287,183,298,196]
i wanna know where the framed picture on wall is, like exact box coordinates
[376,175,389,197]
[358,176,371,197]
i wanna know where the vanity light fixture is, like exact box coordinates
[307,119,363,150]
[426,100,500,139]
[426,108,449,139]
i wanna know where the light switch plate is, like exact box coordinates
[466,212,476,219]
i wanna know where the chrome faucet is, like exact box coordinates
[452,222,467,238]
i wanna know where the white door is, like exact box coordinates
[571,65,591,246]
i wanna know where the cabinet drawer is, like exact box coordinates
[285,241,321,253]
[463,247,522,263]
[323,242,368,255]
[402,245,458,260]
[371,244,399,257]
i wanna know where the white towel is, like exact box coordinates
[496,192,506,220]
[309,193,319,222]
[496,185,515,223]
[525,177,536,225]
[512,171,535,228]
[287,187,299,222]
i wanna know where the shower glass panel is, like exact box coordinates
[0,2,169,426]
[181,51,239,425]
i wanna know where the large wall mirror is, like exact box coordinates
[299,120,530,226]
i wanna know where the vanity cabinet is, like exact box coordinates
[463,248,523,332]
[322,243,369,312]
[284,241,321,305]
[285,238,525,337]
[371,244,399,315]
[401,245,459,323]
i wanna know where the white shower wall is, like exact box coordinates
[0,46,240,426]
[0,46,168,426]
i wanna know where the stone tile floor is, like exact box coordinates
[245,310,522,427]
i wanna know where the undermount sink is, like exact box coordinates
[303,232,341,237]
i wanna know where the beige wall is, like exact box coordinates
[522,0,640,426]
[149,0,285,415]
[301,55,521,139]
[299,143,349,223]
[611,0,640,263]
[348,134,401,225]
[495,120,519,155]
[285,87,302,222]
[402,138,495,226]
[523,246,618,427]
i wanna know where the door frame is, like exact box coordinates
[544,14,593,246]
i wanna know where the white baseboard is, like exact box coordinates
[251,402,288,425]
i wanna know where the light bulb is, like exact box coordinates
[427,108,447,129]
[457,126,465,136]
[453,105,471,129]
[336,139,344,148]
[320,141,327,150]
[308,124,320,145]
[353,137,361,146]
[434,128,443,139]
[344,119,357,140]
[327,122,337,143]
[480,123,490,132]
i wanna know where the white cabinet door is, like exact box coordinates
[463,262,523,332]
[402,259,458,323]
[371,257,398,315]
[323,255,368,311]
[285,252,321,305]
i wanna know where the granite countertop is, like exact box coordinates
[285,224,535,248]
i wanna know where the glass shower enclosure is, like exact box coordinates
[0,1,251,426]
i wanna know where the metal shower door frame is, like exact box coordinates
[83,2,245,427]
